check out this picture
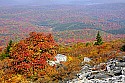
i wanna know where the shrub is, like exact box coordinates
[0,53,9,60]
[120,45,125,51]
[9,32,58,77]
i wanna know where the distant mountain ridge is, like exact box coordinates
[0,0,125,6]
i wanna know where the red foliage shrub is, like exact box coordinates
[9,32,58,76]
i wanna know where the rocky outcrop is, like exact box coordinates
[67,56,125,83]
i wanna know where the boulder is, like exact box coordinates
[94,73,112,79]
[122,67,125,75]
[106,64,116,73]
[81,64,91,71]
[55,54,67,62]
[84,57,91,62]
[113,70,122,76]
[47,54,67,66]
[116,62,125,67]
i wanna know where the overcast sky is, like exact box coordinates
[0,0,125,6]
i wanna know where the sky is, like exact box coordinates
[0,0,125,6]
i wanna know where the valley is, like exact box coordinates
[0,3,125,45]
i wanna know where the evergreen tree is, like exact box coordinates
[4,40,13,57]
[94,31,103,45]
[6,40,12,54]
[0,40,12,60]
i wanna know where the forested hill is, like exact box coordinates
[0,3,125,45]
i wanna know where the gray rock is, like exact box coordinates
[110,65,116,70]
[109,67,122,76]
[55,54,67,62]
[122,67,125,75]
[115,75,122,80]
[47,54,67,66]
[87,75,95,79]
[84,72,92,78]
[82,64,91,71]
[77,72,92,79]
[94,73,111,79]
[116,62,125,67]
[107,78,116,83]
[76,73,84,79]
[84,57,91,62]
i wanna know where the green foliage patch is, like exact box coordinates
[120,45,125,51]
